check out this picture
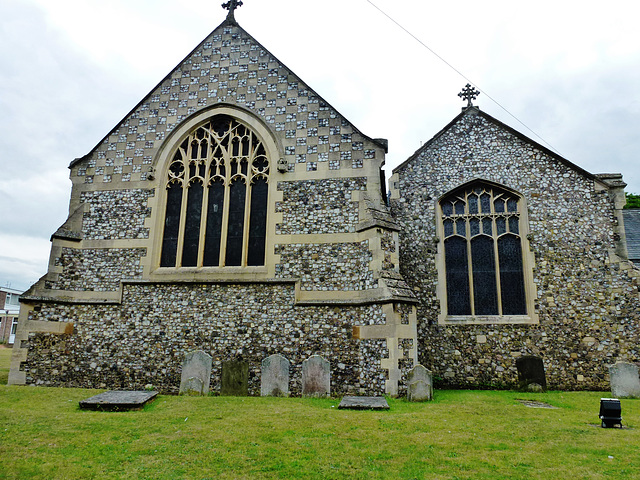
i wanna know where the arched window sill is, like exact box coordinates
[440,315,538,325]
[150,266,269,281]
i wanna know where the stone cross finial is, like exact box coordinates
[458,84,480,107]
[222,0,243,19]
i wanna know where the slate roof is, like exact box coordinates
[623,209,640,263]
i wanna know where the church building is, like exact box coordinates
[9,5,639,395]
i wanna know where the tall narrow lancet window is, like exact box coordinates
[160,115,270,268]
[441,184,527,317]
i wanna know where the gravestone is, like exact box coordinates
[261,354,290,397]
[609,362,640,398]
[179,350,212,396]
[302,355,330,397]
[516,355,547,391]
[221,360,249,396]
[407,364,433,401]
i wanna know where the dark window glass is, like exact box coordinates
[496,217,506,235]
[444,219,454,237]
[442,202,454,216]
[203,181,225,266]
[247,177,269,266]
[470,218,480,237]
[468,195,478,214]
[498,235,526,314]
[494,199,505,213]
[182,181,203,267]
[508,216,519,234]
[507,198,518,212]
[480,193,491,213]
[225,179,246,266]
[445,237,471,315]
[455,220,465,236]
[454,201,465,215]
[161,182,183,267]
[471,236,498,315]
[482,218,493,235]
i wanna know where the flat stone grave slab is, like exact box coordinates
[338,396,390,410]
[516,399,558,409]
[79,391,158,411]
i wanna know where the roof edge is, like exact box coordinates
[392,106,600,183]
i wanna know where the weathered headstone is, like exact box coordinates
[302,355,330,397]
[179,350,212,396]
[221,360,249,396]
[261,354,290,397]
[407,364,433,401]
[516,355,547,391]
[609,362,640,398]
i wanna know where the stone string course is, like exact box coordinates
[275,241,375,291]
[392,110,640,390]
[80,189,153,240]
[45,248,146,292]
[23,283,388,395]
[275,178,366,234]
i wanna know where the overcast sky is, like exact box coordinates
[1,0,639,291]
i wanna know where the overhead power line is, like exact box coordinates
[365,0,561,155]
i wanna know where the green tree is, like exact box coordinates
[624,192,640,209]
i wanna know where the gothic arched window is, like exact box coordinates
[160,115,269,268]
[440,183,528,317]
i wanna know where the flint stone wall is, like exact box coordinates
[275,241,374,291]
[276,178,366,234]
[392,110,640,390]
[21,282,388,395]
[45,248,146,292]
[80,189,153,240]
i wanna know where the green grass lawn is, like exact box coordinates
[0,347,11,384]
[0,386,637,480]
[1,352,638,479]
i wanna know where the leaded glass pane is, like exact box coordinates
[496,217,506,235]
[482,218,492,235]
[480,193,491,213]
[508,216,519,234]
[442,202,454,216]
[203,181,225,266]
[494,199,505,213]
[498,235,526,314]
[182,181,204,267]
[161,182,183,267]
[445,237,471,315]
[454,201,465,215]
[225,179,246,266]
[471,236,498,315]
[455,220,465,236]
[444,219,454,237]
[247,177,268,266]
[468,195,478,214]
[469,218,480,237]
[507,198,518,212]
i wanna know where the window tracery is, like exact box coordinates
[441,184,527,317]
[161,115,269,268]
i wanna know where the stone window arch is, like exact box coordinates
[160,114,269,268]
[437,182,537,324]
